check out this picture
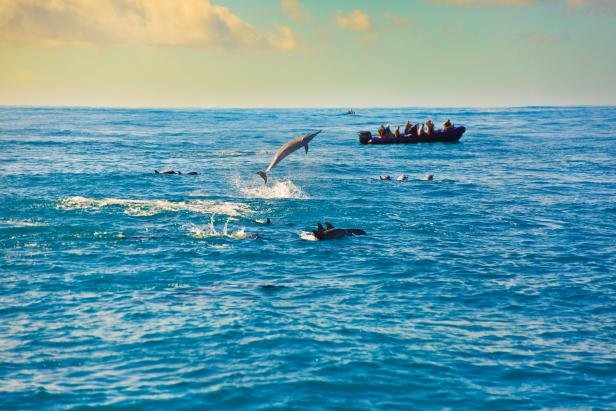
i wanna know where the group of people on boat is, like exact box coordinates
[377,119,454,138]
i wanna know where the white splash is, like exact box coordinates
[236,179,307,199]
[187,216,251,240]
[299,231,318,241]
[58,196,251,217]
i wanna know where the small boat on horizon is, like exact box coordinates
[358,126,465,145]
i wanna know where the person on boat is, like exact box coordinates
[425,120,435,136]
[378,124,386,137]
[417,123,425,136]
[394,125,401,138]
[443,119,453,130]
[404,121,413,135]
[385,124,392,137]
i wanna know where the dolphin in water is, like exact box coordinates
[311,222,366,240]
[256,130,322,184]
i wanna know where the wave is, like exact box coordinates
[0,219,48,228]
[236,179,308,199]
[213,150,243,156]
[58,196,251,217]
[193,149,272,158]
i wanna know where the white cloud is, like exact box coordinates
[334,9,373,33]
[430,0,594,6]
[384,12,410,28]
[434,0,531,4]
[0,0,296,50]
[281,0,310,22]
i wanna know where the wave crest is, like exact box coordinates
[0,219,48,227]
[58,196,251,217]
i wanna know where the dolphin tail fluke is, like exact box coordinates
[256,171,268,184]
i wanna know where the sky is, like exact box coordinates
[0,0,615,108]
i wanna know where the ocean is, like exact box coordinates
[1,106,615,409]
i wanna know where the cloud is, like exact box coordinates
[267,26,297,50]
[430,0,582,5]
[0,0,296,50]
[334,9,373,33]
[281,0,310,22]
[430,0,530,5]
[574,0,616,16]
[384,12,410,28]
[428,0,616,16]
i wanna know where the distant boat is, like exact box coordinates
[344,110,356,115]
[358,126,465,144]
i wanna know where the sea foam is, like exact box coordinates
[58,196,251,217]
[0,219,48,227]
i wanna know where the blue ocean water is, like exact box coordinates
[1,106,615,410]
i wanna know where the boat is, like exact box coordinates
[358,126,465,145]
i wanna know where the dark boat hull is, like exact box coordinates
[359,126,465,145]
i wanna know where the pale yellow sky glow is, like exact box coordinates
[0,0,614,107]
[0,0,295,49]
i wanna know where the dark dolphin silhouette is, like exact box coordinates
[311,222,366,240]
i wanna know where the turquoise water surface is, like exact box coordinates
[1,106,615,409]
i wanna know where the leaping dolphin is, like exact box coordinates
[256,130,322,184]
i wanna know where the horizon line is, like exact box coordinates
[1,103,615,111]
